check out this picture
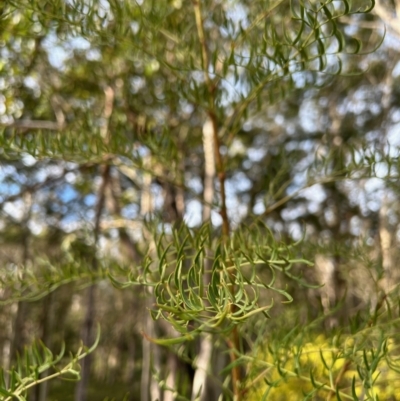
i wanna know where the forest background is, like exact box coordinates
[1,0,400,400]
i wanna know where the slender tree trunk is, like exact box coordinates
[140,156,162,401]
[140,156,152,401]
[149,322,162,401]
[192,1,241,395]
[191,334,213,401]
[141,301,162,401]
[74,285,96,401]
[2,304,14,379]
[377,71,395,295]
[106,169,139,262]
[33,292,54,401]
[315,254,338,328]
[379,194,394,293]
[74,164,109,401]
[9,302,27,367]
[191,119,216,401]
[75,87,114,401]
[164,355,179,401]
[126,334,136,401]
[8,193,32,384]
[141,315,151,401]
[201,119,215,223]
[105,169,140,400]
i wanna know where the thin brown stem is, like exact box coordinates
[326,360,351,401]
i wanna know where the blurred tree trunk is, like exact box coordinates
[8,193,32,383]
[141,297,162,401]
[75,86,114,401]
[140,155,162,401]
[106,169,140,262]
[379,195,395,293]
[74,285,97,401]
[9,302,27,369]
[106,168,141,400]
[191,119,216,401]
[32,292,54,401]
[164,355,179,401]
[374,0,400,37]
[160,155,186,401]
[378,65,396,295]
[125,331,137,400]
[75,165,110,401]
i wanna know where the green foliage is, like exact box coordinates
[0,328,99,401]
[140,223,312,338]
[245,330,400,401]
[0,254,105,305]
[0,0,397,400]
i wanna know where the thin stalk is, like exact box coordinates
[326,360,351,401]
